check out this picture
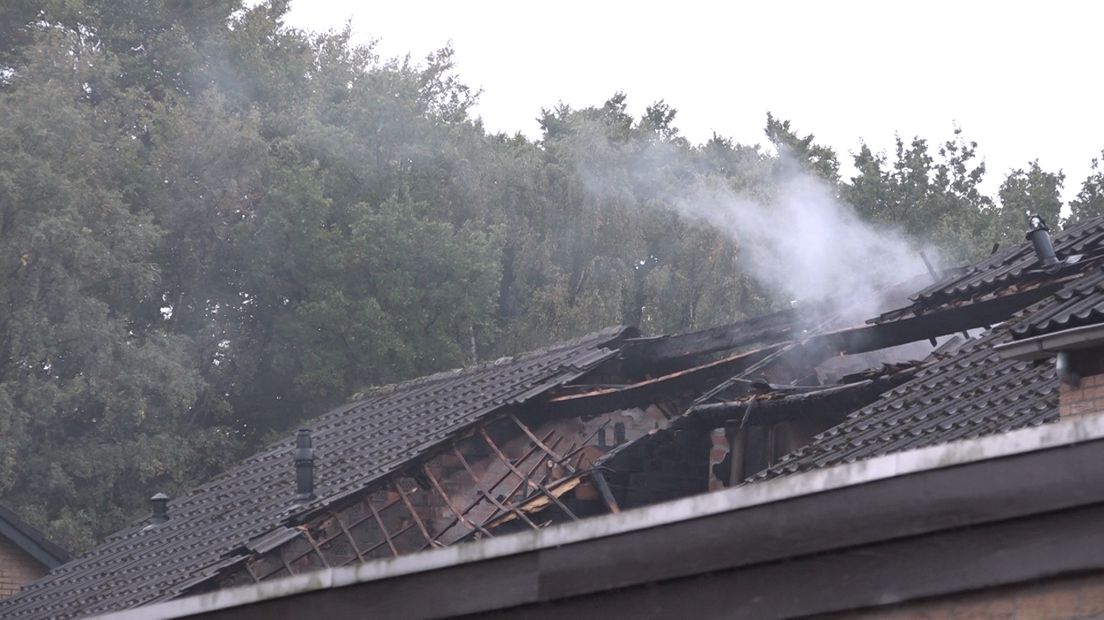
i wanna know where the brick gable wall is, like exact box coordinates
[0,535,47,599]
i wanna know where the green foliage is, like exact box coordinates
[1069,152,1104,225]
[994,161,1064,243]
[0,0,1100,554]
[765,112,841,184]
[843,129,995,263]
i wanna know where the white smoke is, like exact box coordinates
[672,167,929,322]
[577,138,933,325]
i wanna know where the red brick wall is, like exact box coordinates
[1060,350,1104,419]
[0,534,47,599]
[829,571,1104,619]
[1059,373,1104,418]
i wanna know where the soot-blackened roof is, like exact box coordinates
[0,327,629,619]
[878,217,1104,323]
[751,325,1058,481]
[1011,265,1104,338]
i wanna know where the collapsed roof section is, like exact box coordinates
[6,216,1104,620]
[1011,265,1104,339]
[0,327,633,619]
[877,217,1104,324]
[750,328,1058,481]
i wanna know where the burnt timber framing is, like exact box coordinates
[101,415,1104,620]
[204,413,619,590]
[191,281,1073,592]
[537,285,1059,421]
[689,367,921,428]
[17,217,1104,619]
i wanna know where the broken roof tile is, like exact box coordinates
[752,325,1058,482]
[0,326,629,620]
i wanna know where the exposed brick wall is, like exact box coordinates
[1060,349,1104,419]
[0,534,48,599]
[1060,373,1104,418]
[828,570,1104,619]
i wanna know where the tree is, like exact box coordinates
[0,32,237,551]
[993,161,1064,245]
[1068,151,1104,225]
[765,112,841,185]
[843,128,994,262]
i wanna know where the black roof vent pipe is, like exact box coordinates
[150,492,169,524]
[295,429,315,503]
[1026,214,1059,267]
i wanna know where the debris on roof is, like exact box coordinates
[0,327,631,619]
[1011,265,1104,338]
[7,216,1104,620]
[750,326,1058,481]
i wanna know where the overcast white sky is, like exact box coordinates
[284,0,1102,200]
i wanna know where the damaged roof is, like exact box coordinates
[1011,265,1104,338]
[0,327,630,619]
[10,213,1104,620]
[737,223,1104,479]
[0,504,70,570]
[877,217,1104,323]
[753,324,1058,481]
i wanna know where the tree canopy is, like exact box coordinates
[1,0,1100,552]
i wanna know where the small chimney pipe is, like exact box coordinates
[1026,214,1058,267]
[150,492,169,524]
[295,429,315,503]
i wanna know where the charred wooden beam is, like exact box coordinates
[391,480,440,549]
[331,512,365,564]
[590,471,621,514]
[362,523,414,558]
[629,284,1059,379]
[300,528,330,569]
[421,463,493,539]
[691,369,920,429]
[535,287,1053,425]
[436,433,565,542]
[832,284,1062,354]
[620,307,805,371]
[478,427,579,521]
[508,413,574,473]
[450,444,539,530]
[367,497,398,557]
[535,344,786,419]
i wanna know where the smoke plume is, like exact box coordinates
[580,139,933,325]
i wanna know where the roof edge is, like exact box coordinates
[96,412,1104,620]
[0,505,70,569]
[995,322,1104,360]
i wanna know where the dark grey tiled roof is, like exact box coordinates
[0,326,629,620]
[0,504,70,568]
[750,326,1058,481]
[878,217,1104,322]
[1011,266,1104,338]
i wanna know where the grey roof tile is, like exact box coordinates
[751,325,1059,482]
[0,326,628,619]
[1011,265,1104,337]
[878,218,1104,322]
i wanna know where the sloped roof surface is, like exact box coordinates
[878,217,1104,322]
[751,326,1058,481]
[1011,266,1104,338]
[0,327,628,620]
[0,504,70,568]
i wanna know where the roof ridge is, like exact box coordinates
[348,325,630,402]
